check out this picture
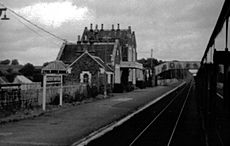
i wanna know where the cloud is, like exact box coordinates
[16,1,93,28]
[0,46,59,65]
[0,0,225,65]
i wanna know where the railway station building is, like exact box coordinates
[56,24,143,92]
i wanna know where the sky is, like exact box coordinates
[0,0,225,65]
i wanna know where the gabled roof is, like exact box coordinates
[42,60,67,73]
[0,76,9,84]
[56,24,135,66]
[13,75,32,84]
[92,55,113,72]
[56,42,96,64]
[56,41,67,60]
[56,41,117,65]
[68,51,113,72]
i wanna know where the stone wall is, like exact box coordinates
[65,54,100,86]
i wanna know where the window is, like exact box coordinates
[80,71,92,85]
[83,74,89,83]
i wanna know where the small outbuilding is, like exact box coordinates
[65,50,114,91]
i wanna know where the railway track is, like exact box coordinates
[129,81,193,146]
[77,80,194,146]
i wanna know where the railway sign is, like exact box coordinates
[46,75,62,84]
[41,60,67,111]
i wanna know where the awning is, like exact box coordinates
[120,61,143,69]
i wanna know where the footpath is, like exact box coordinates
[0,82,183,146]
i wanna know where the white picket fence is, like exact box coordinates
[21,83,86,106]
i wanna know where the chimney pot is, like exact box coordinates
[90,23,93,30]
[77,35,81,43]
[112,24,114,30]
[101,24,104,30]
[117,23,120,30]
[95,24,98,30]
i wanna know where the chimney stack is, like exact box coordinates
[95,24,98,30]
[101,24,104,30]
[85,27,88,30]
[84,35,88,42]
[112,24,114,30]
[77,35,81,43]
[117,23,120,30]
[90,23,93,31]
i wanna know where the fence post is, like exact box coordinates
[42,74,47,111]
[59,75,63,106]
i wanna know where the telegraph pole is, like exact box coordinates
[150,49,154,86]
[104,44,107,98]
[151,49,153,69]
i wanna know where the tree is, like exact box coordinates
[6,68,13,73]
[42,62,49,67]
[0,59,10,65]
[137,58,161,68]
[0,70,4,76]
[11,59,19,65]
[19,63,35,77]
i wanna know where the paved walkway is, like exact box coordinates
[0,83,181,146]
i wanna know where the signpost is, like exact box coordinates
[41,60,67,111]
[42,74,63,111]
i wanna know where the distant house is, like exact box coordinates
[57,24,143,92]
[13,75,33,84]
[0,76,9,84]
[13,75,43,90]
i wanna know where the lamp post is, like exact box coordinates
[151,49,154,86]
[0,8,10,20]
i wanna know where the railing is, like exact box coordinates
[0,83,87,111]
[195,0,230,145]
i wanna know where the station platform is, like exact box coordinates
[0,81,204,146]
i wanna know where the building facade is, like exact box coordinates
[57,24,143,92]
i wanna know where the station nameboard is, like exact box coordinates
[46,75,61,83]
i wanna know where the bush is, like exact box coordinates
[99,84,112,94]
[74,90,84,101]
[90,85,98,97]
[63,93,74,103]
[49,94,60,105]
[113,84,124,93]
[126,82,134,92]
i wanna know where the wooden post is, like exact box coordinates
[59,75,63,106]
[224,17,229,111]
[97,72,100,92]
[210,63,217,127]
[42,74,47,111]
[104,47,107,98]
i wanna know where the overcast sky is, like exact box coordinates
[0,0,225,65]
